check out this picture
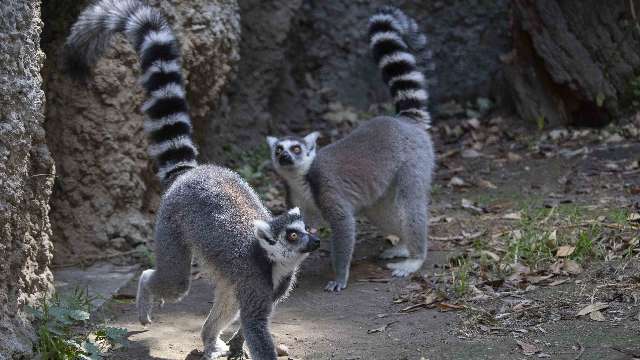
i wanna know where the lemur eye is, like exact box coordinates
[291,145,302,154]
[275,145,283,155]
[287,231,299,242]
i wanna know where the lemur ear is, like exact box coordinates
[254,219,276,245]
[303,131,320,149]
[288,207,301,216]
[266,136,278,149]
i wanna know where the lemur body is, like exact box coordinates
[65,1,318,359]
[268,6,435,292]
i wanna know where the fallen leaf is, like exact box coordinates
[589,310,606,322]
[556,245,575,257]
[576,303,609,317]
[537,353,551,358]
[437,303,465,312]
[507,152,522,161]
[367,321,398,334]
[502,211,522,220]
[462,149,482,158]
[564,259,583,275]
[548,278,568,286]
[477,179,497,189]
[448,176,467,188]
[480,250,500,262]
[628,213,640,223]
[461,198,485,214]
[527,274,554,284]
[516,340,540,356]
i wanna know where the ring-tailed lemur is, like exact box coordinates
[65,1,319,359]
[267,6,435,292]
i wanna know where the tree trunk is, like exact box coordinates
[505,0,640,127]
[0,0,55,358]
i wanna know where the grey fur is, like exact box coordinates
[65,1,318,358]
[267,7,434,292]
[136,167,318,359]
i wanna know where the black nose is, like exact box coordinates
[308,235,320,252]
[278,153,294,166]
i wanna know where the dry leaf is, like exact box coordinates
[556,245,575,257]
[480,250,500,262]
[477,179,497,189]
[462,149,482,158]
[437,303,464,312]
[276,344,290,356]
[367,321,398,334]
[516,340,539,356]
[527,274,553,284]
[548,279,568,286]
[448,176,467,187]
[507,152,522,161]
[628,213,640,222]
[589,310,606,322]
[576,303,609,316]
[563,259,583,275]
[502,211,522,220]
[461,198,485,214]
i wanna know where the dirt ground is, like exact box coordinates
[93,116,640,359]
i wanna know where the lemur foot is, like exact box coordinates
[379,244,410,259]
[386,258,423,277]
[324,280,347,292]
[136,269,155,325]
[201,338,230,360]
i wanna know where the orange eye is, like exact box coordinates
[287,232,298,242]
[291,145,302,154]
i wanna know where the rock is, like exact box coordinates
[0,1,55,357]
[41,0,241,262]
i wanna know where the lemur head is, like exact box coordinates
[253,207,320,263]
[266,132,320,175]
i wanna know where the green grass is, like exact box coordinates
[27,288,127,360]
[451,258,471,297]
[231,144,271,188]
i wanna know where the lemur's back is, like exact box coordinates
[160,165,270,267]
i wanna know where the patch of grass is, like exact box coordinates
[232,144,271,188]
[451,258,471,297]
[27,288,128,359]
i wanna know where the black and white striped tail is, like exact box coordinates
[368,6,431,127]
[64,0,198,182]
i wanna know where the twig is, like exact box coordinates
[574,341,584,360]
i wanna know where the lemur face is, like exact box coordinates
[254,208,320,262]
[266,132,320,174]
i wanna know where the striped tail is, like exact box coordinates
[368,6,432,127]
[64,0,198,182]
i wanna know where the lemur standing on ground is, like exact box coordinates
[64,1,319,358]
[267,6,435,292]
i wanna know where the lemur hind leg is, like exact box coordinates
[137,222,192,325]
[201,281,239,360]
[364,193,410,260]
[385,167,429,277]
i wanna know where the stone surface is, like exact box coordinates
[204,0,511,161]
[0,0,55,358]
[41,0,241,263]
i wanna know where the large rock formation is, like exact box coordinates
[42,0,241,263]
[204,0,511,160]
[0,0,55,358]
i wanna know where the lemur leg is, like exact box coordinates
[365,198,410,260]
[226,328,245,359]
[323,205,356,292]
[237,286,277,360]
[201,283,239,360]
[137,223,192,325]
[386,170,429,277]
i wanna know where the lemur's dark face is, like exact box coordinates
[266,132,320,174]
[254,208,320,262]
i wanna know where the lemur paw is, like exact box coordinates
[379,244,410,259]
[324,280,347,292]
[202,339,230,359]
[386,259,424,278]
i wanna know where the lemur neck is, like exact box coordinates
[281,166,314,204]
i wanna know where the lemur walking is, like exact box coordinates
[65,1,319,359]
[267,6,435,292]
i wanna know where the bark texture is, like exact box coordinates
[42,0,240,263]
[505,0,640,127]
[0,1,55,358]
